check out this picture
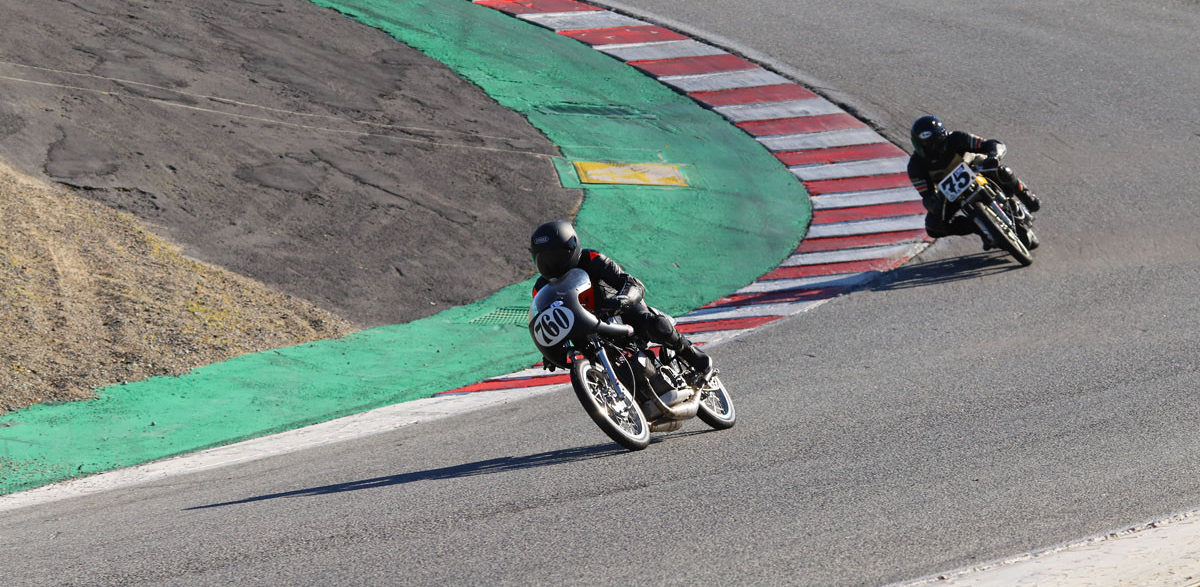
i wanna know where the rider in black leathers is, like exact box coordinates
[529,220,712,380]
[907,115,1040,248]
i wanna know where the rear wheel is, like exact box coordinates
[696,374,736,430]
[975,200,1033,266]
[570,351,650,450]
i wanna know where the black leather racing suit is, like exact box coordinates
[532,249,695,355]
[907,130,1028,238]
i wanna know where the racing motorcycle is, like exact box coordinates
[934,156,1039,266]
[529,268,735,451]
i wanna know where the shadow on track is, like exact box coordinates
[872,251,1020,291]
[186,443,625,510]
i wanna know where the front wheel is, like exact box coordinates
[570,352,650,450]
[696,374,736,430]
[975,200,1033,266]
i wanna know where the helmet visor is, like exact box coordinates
[533,236,577,278]
[915,127,947,155]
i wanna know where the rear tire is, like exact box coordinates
[570,352,650,451]
[975,200,1033,266]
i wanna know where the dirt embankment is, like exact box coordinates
[0,0,578,329]
[0,163,353,414]
[0,0,582,414]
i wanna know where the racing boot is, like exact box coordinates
[1025,229,1040,250]
[675,339,713,385]
[1015,183,1041,212]
[1020,224,1041,250]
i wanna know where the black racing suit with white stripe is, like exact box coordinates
[907,130,1027,239]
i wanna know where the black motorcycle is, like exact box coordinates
[529,268,735,450]
[934,158,1039,265]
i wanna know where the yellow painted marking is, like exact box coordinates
[572,161,688,186]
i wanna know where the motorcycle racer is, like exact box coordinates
[528,220,712,381]
[906,115,1041,249]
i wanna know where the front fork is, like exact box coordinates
[590,341,631,408]
[967,185,1024,237]
[995,196,1034,235]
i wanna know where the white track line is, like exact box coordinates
[713,98,843,122]
[676,299,830,322]
[518,11,644,30]
[657,69,791,92]
[733,271,881,294]
[897,511,1200,586]
[597,40,726,61]
[790,157,909,181]
[810,187,921,209]
[806,216,927,239]
[759,128,889,151]
[783,243,921,266]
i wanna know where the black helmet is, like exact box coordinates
[911,115,948,158]
[530,220,581,279]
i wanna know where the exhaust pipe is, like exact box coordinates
[647,385,702,421]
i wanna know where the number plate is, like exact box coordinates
[531,303,574,348]
[937,162,977,202]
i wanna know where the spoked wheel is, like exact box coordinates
[976,200,1033,266]
[695,374,736,430]
[570,352,650,451]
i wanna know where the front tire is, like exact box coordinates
[975,200,1033,266]
[570,352,650,451]
[696,374,736,430]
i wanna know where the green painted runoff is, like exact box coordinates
[0,0,810,495]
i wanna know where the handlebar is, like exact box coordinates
[595,321,634,339]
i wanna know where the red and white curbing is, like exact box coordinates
[442,0,931,396]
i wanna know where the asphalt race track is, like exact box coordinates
[1,0,1198,584]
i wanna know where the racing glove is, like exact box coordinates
[599,295,631,317]
[983,139,1007,161]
